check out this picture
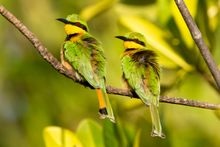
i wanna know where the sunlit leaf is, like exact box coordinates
[157,0,172,25]
[213,24,220,63]
[76,119,104,147]
[133,130,141,147]
[43,126,83,147]
[171,0,198,48]
[114,3,157,21]
[80,0,117,21]
[119,16,193,71]
[207,4,219,31]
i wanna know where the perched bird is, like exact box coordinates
[57,14,115,122]
[116,32,165,138]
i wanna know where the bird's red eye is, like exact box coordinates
[75,22,81,27]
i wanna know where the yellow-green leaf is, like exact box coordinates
[103,120,119,147]
[157,0,172,25]
[119,16,193,71]
[114,3,157,21]
[43,126,83,147]
[80,0,117,21]
[207,4,219,31]
[133,130,141,147]
[215,109,220,120]
[171,0,198,48]
[76,119,104,147]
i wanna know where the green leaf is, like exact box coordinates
[43,126,83,147]
[119,15,193,71]
[114,3,157,21]
[80,0,117,21]
[207,3,219,31]
[171,0,198,48]
[103,120,119,147]
[133,130,141,147]
[76,119,104,147]
[103,119,130,147]
[157,0,172,25]
[215,109,220,120]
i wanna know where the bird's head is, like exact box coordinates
[115,32,146,49]
[57,14,89,36]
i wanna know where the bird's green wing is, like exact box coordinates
[81,34,115,121]
[128,49,164,138]
[81,34,106,83]
[63,33,105,88]
[121,49,160,105]
[64,33,114,121]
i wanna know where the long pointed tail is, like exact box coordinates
[96,88,115,123]
[149,103,165,138]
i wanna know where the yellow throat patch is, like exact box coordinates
[123,41,144,49]
[64,24,86,42]
[64,24,86,35]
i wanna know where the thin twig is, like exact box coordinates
[1,5,219,110]
[0,5,85,85]
[107,86,220,110]
[174,0,220,90]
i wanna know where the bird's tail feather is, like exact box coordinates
[149,104,165,138]
[96,88,115,123]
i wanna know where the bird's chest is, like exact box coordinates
[69,35,82,42]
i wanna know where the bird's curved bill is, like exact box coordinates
[115,36,127,41]
[56,18,69,24]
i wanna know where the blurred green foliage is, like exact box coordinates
[44,119,135,147]
[0,0,220,147]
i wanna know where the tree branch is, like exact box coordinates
[174,0,220,90]
[1,5,219,110]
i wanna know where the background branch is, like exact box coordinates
[1,5,219,110]
[174,0,220,90]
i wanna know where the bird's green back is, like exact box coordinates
[121,49,160,105]
[63,33,106,88]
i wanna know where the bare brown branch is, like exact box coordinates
[174,0,220,90]
[107,86,220,110]
[1,5,219,110]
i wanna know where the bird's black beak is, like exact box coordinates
[56,18,69,24]
[115,36,127,41]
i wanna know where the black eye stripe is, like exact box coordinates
[65,33,79,41]
[67,21,88,32]
[127,38,145,46]
[115,35,145,46]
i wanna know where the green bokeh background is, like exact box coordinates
[0,0,220,146]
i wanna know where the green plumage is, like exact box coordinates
[58,14,115,122]
[64,34,106,88]
[117,32,165,138]
[121,50,160,105]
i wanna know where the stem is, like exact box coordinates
[174,0,220,90]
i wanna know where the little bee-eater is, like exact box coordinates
[57,14,115,122]
[116,32,165,138]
